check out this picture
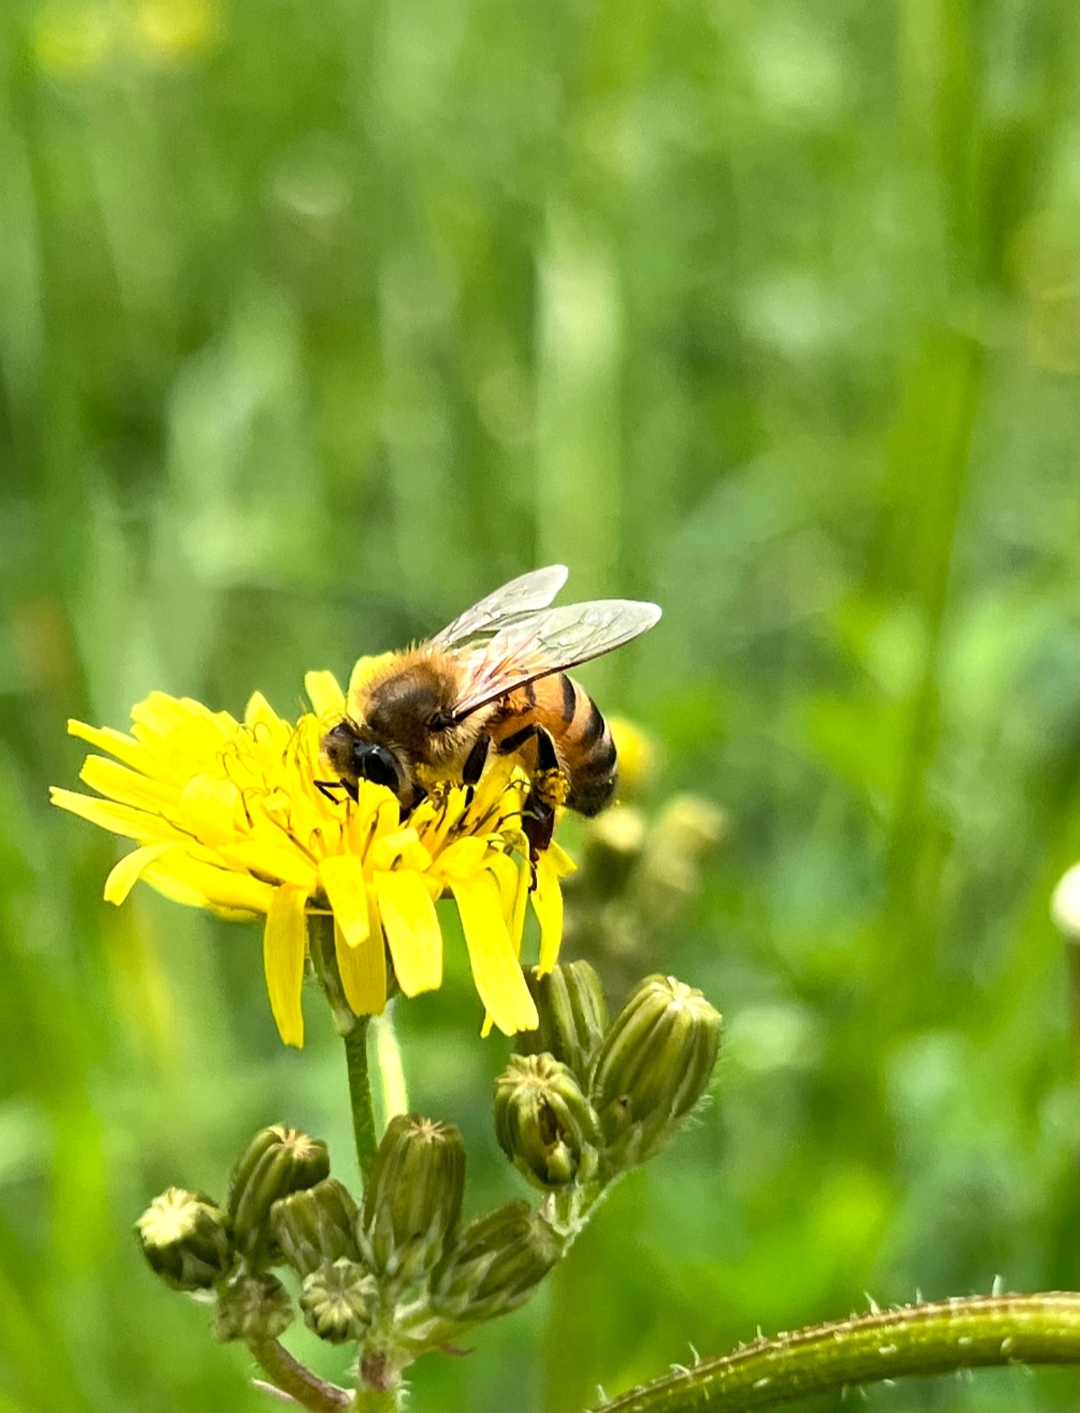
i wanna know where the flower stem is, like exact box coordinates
[590,1293,1080,1413]
[351,1389,402,1412]
[344,1018,378,1184]
[248,1339,350,1411]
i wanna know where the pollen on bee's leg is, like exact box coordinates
[532,767,569,810]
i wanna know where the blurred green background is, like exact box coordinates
[5,0,1080,1409]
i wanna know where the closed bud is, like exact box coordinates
[271,1178,360,1278]
[494,1054,600,1189]
[299,1259,379,1344]
[213,1273,293,1343]
[360,1114,465,1284]
[135,1188,234,1291]
[516,961,609,1082]
[431,1201,561,1325]
[591,975,721,1168]
[227,1125,330,1265]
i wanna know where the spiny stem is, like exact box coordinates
[589,1293,1080,1413]
[248,1339,350,1411]
[344,1017,378,1184]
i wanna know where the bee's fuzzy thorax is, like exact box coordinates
[346,646,487,774]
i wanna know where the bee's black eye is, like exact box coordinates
[353,743,400,791]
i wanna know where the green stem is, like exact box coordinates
[351,1389,402,1412]
[344,1018,378,1184]
[248,1339,350,1411]
[589,1293,1080,1413]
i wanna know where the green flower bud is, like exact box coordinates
[431,1201,561,1325]
[360,1114,465,1284]
[516,961,609,1082]
[213,1273,293,1343]
[494,1054,600,1189]
[271,1178,360,1278]
[591,974,721,1169]
[227,1125,330,1265]
[299,1259,379,1344]
[135,1188,234,1291]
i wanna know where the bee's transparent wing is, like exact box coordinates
[451,599,662,721]
[431,566,569,648]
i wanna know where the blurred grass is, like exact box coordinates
[6,0,1080,1410]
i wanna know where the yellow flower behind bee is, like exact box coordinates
[50,663,575,1046]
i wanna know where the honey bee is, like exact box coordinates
[320,567,661,858]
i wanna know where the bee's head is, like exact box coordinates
[322,721,404,794]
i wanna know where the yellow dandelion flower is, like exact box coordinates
[51,661,575,1046]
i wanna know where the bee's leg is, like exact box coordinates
[462,732,490,786]
[522,795,556,871]
[521,727,570,882]
[315,778,357,804]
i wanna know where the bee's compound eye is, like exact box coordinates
[355,743,401,792]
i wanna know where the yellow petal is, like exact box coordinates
[346,788,401,855]
[369,828,431,874]
[467,754,519,816]
[305,670,345,717]
[510,857,530,958]
[487,852,527,958]
[373,869,442,996]
[244,691,282,730]
[217,838,319,890]
[318,855,370,947]
[137,862,211,909]
[263,885,309,1047]
[131,691,222,739]
[347,652,396,703]
[67,719,156,775]
[146,853,277,913]
[79,755,178,813]
[178,775,243,846]
[333,917,386,1016]
[49,788,178,844]
[532,849,564,975]
[103,843,178,905]
[437,836,491,880]
[547,840,577,879]
[451,872,538,1035]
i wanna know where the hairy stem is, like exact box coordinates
[590,1293,1080,1413]
[248,1339,350,1411]
[344,1017,378,1184]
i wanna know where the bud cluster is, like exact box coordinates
[498,962,721,1191]
[134,962,720,1393]
[133,1110,568,1366]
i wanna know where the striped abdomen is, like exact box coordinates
[487,673,618,817]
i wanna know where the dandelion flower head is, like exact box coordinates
[50,659,574,1045]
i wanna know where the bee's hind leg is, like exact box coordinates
[521,727,569,882]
